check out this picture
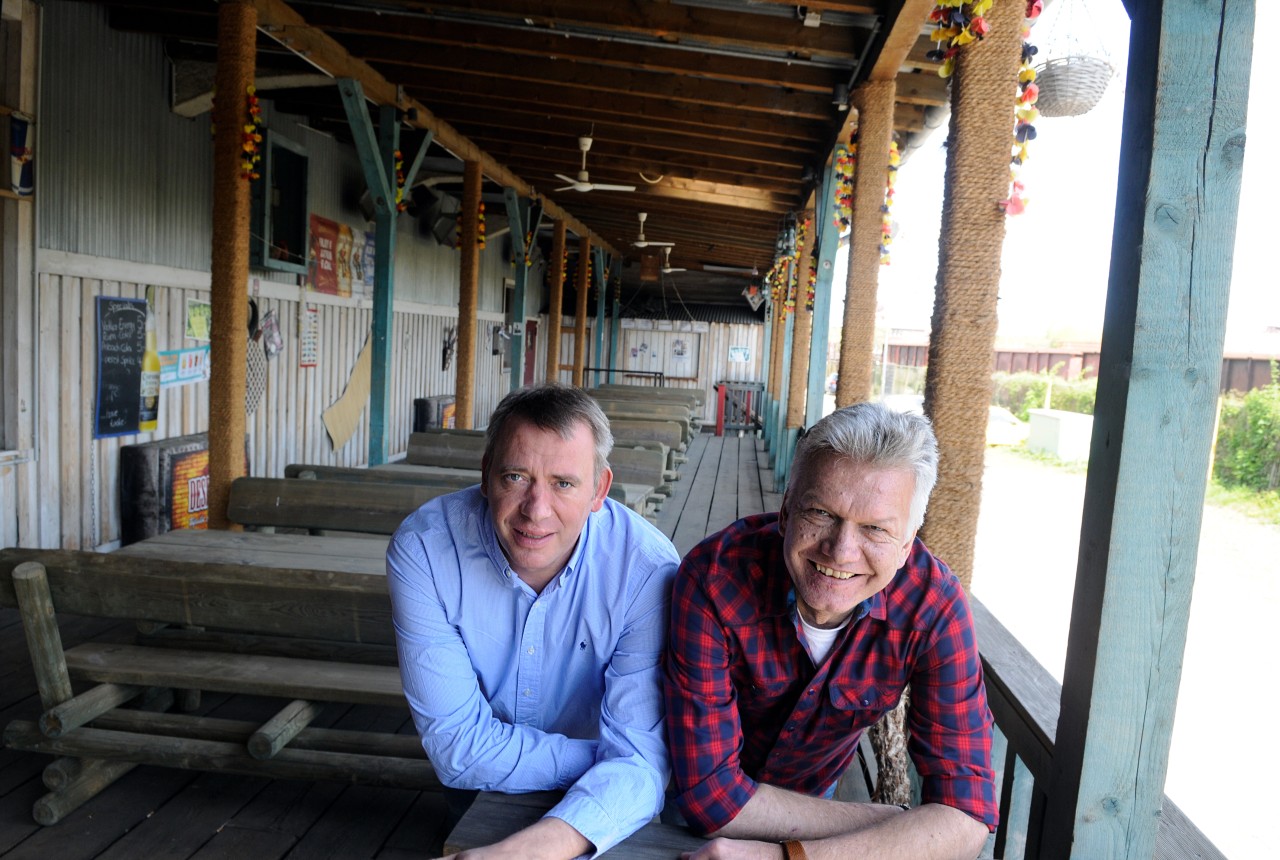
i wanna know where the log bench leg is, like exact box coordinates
[10,562,137,824]
[249,699,324,760]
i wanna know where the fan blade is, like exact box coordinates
[554,185,576,192]
[648,241,674,247]
[588,183,637,192]
[663,267,687,273]
[554,174,577,185]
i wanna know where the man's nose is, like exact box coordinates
[520,480,552,519]
[821,521,862,561]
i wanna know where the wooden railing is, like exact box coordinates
[971,598,1224,859]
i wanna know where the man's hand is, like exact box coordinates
[437,816,592,860]
[680,837,784,860]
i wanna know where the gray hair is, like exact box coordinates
[791,401,939,532]
[483,383,614,479]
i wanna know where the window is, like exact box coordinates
[249,130,309,275]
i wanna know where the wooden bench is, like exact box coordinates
[0,548,433,826]
[592,384,706,414]
[228,476,436,535]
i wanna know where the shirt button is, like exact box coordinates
[786,723,795,731]
[862,698,871,706]
[807,689,815,696]
[523,688,532,697]
[527,647,535,655]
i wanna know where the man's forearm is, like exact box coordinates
[709,790,986,860]
[790,804,989,860]
[710,783,901,841]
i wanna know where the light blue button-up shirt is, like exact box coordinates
[386,486,679,856]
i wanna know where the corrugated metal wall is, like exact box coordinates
[32,260,505,549]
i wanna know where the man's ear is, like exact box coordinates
[591,467,613,512]
[896,529,918,569]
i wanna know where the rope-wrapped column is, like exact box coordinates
[786,213,816,429]
[455,160,481,429]
[546,220,567,383]
[920,0,1026,589]
[207,0,256,530]
[836,80,896,408]
[572,236,591,387]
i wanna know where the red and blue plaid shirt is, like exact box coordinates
[663,512,998,834]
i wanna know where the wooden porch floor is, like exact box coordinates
[0,434,778,859]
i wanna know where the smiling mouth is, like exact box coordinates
[814,562,859,580]
[515,528,552,543]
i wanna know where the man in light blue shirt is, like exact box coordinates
[387,384,680,859]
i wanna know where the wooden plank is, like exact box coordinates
[1042,2,1254,857]
[737,431,764,518]
[671,436,722,556]
[62,643,407,706]
[0,548,395,644]
[226,476,436,534]
[704,435,739,535]
[115,528,390,567]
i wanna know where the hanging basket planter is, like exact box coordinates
[1034,55,1114,117]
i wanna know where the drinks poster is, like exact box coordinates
[307,214,340,295]
[168,448,210,530]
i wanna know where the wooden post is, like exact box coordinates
[12,562,72,709]
[836,80,896,407]
[456,160,481,429]
[40,682,144,738]
[249,699,324,760]
[918,0,1024,590]
[593,247,607,388]
[608,257,622,384]
[806,150,844,427]
[1043,2,1254,856]
[786,212,816,431]
[546,220,567,384]
[572,235,591,388]
[206,0,256,531]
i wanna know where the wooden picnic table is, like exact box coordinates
[114,529,389,576]
[445,790,705,858]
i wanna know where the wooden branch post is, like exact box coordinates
[836,80,896,407]
[592,247,607,389]
[456,160,481,428]
[1043,2,1255,856]
[572,235,591,388]
[779,211,816,486]
[608,257,622,384]
[207,0,257,530]
[805,150,844,427]
[546,220,567,383]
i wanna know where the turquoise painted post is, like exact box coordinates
[608,258,621,384]
[593,247,607,388]
[807,147,845,426]
[1041,2,1254,857]
[770,290,794,467]
[503,191,543,392]
[337,80,398,466]
[760,299,774,443]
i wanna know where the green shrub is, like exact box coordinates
[991,369,1097,421]
[1214,382,1280,491]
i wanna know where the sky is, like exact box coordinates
[833,1,1277,354]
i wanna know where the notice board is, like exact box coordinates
[94,296,147,437]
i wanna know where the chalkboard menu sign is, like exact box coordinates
[95,296,147,437]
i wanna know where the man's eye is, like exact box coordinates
[806,508,832,520]
[556,480,574,490]
[503,473,525,484]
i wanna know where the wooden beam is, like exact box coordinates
[868,1,939,80]
[456,160,482,429]
[369,52,836,120]
[546,220,567,384]
[248,0,616,255]
[893,68,949,106]
[342,0,866,63]
[1042,2,1254,856]
[299,12,848,94]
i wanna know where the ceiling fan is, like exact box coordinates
[555,136,637,193]
[632,212,674,249]
[661,247,686,274]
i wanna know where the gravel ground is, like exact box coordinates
[972,445,1276,860]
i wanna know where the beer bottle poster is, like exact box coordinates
[94,296,147,437]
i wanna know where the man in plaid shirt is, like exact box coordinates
[664,402,997,859]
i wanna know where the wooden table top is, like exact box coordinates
[445,791,705,858]
[114,529,390,576]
